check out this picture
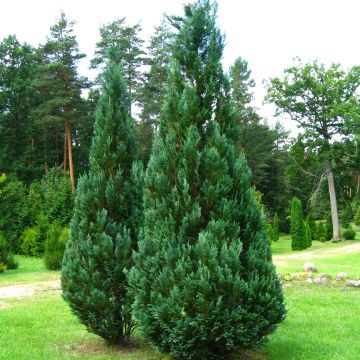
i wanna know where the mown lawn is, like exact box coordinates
[0,255,59,286]
[0,236,360,360]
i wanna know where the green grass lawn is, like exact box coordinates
[271,235,360,278]
[0,236,359,360]
[0,255,59,287]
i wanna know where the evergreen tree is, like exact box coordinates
[32,12,88,191]
[303,221,312,248]
[91,18,145,108]
[130,2,285,359]
[0,36,39,181]
[273,211,280,241]
[291,197,305,250]
[306,212,317,240]
[61,61,143,344]
[137,17,174,162]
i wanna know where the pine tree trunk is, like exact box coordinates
[63,127,67,173]
[326,159,340,241]
[66,116,75,193]
[43,126,48,175]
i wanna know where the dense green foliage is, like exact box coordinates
[291,197,306,250]
[342,226,356,240]
[61,61,143,344]
[0,232,18,270]
[44,224,68,270]
[273,211,280,241]
[130,2,285,359]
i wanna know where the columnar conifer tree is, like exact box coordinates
[61,60,143,344]
[273,211,280,241]
[291,197,305,250]
[130,1,285,359]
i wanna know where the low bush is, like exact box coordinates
[21,215,49,257]
[354,207,360,226]
[342,226,356,240]
[0,232,18,270]
[44,224,68,270]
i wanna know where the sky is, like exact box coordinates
[1,0,360,134]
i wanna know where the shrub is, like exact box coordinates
[44,224,68,270]
[266,223,275,243]
[340,204,353,229]
[0,262,5,273]
[273,211,280,241]
[20,215,49,257]
[0,178,27,252]
[316,222,326,242]
[325,215,333,241]
[342,226,356,240]
[306,212,316,240]
[291,197,306,250]
[0,232,18,270]
[42,167,74,226]
[303,221,312,248]
[354,207,360,226]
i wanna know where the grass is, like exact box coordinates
[0,236,359,359]
[271,235,360,278]
[0,255,59,287]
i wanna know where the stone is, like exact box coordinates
[314,277,324,285]
[306,278,313,284]
[346,280,360,287]
[320,273,332,280]
[304,262,317,272]
[336,272,348,280]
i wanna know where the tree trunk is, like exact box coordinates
[66,117,75,193]
[326,159,340,241]
[63,127,67,173]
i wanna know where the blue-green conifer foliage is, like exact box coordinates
[130,1,285,359]
[61,62,143,344]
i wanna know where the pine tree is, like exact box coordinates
[91,18,145,108]
[291,197,305,250]
[137,17,174,162]
[0,36,39,181]
[273,211,280,241]
[61,61,143,344]
[32,12,88,191]
[130,2,285,359]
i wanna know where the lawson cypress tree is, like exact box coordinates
[61,61,143,344]
[129,1,285,359]
[290,197,305,250]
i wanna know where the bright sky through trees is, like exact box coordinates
[1,0,359,130]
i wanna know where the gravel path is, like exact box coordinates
[0,280,60,299]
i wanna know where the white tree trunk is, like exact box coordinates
[326,159,340,241]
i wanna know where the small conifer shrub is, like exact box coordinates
[291,197,305,250]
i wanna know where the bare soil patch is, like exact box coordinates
[0,280,60,299]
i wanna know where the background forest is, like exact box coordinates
[0,9,360,265]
